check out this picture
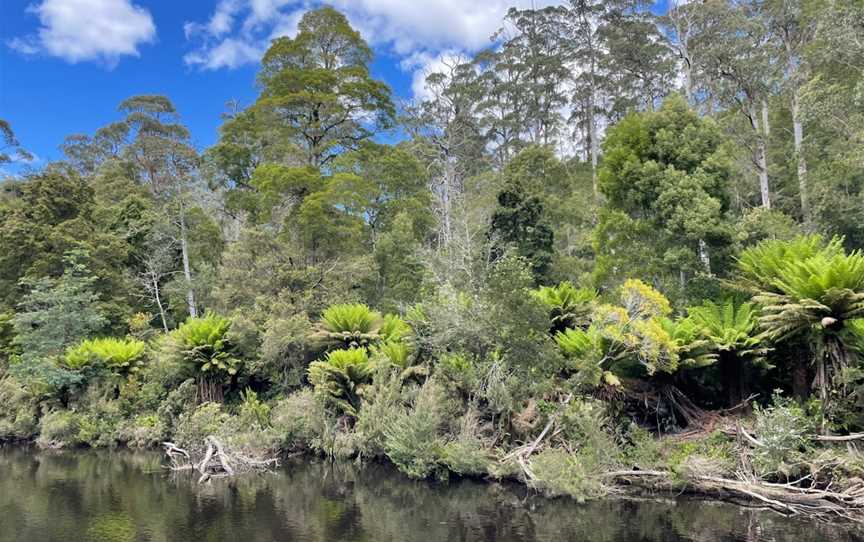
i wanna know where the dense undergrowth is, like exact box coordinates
[3,235,864,505]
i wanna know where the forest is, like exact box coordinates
[2,0,864,519]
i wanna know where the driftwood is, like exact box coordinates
[604,470,864,522]
[162,436,279,483]
[502,394,573,482]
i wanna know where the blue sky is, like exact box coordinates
[0,0,670,170]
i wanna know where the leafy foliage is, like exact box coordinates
[63,337,147,375]
[307,348,373,417]
[533,282,597,331]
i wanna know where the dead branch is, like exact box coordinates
[163,435,278,483]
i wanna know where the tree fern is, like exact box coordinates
[735,235,864,407]
[312,303,383,348]
[533,282,597,331]
[63,337,147,375]
[308,347,373,417]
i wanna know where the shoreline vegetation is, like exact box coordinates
[3,1,864,528]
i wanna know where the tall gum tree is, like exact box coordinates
[255,7,395,168]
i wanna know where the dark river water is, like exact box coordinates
[0,447,861,542]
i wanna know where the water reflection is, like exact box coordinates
[0,447,860,542]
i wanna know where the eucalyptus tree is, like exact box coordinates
[255,7,394,168]
[485,6,571,151]
[601,5,676,118]
[0,120,31,166]
[761,0,819,223]
[119,95,202,318]
[563,0,608,203]
[689,0,780,210]
[662,1,699,106]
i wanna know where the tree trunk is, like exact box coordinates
[719,352,744,408]
[179,200,197,318]
[152,275,169,332]
[791,345,811,401]
[791,88,810,223]
[698,239,712,275]
[749,104,772,209]
[588,85,599,215]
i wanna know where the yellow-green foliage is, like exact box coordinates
[620,279,672,319]
[379,313,411,343]
[170,313,239,376]
[373,340,411,368]
[307,347,373,416]
[553,280,679,382]
[63,337,147,374]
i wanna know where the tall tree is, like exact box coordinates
[762,0,819,224]
[691,0,779,209]
[255,7,394,168]
[119,95,203,318]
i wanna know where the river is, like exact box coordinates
[0,447,860,541]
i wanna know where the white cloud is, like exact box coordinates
[184,38,264,70]
[401,50,471,102]
[183,1,562,74]
[8,0,156,65]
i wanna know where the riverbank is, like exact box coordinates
[5,380,864,525]
[3,446,863,542]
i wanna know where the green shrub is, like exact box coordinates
[270,389,328,451]
[156,379,198,433]
[37,410,81,448]
[384,379,448,479]
[117,414,165,449]
[0,376,39,441]
[530,447,608,502]
[174,402,229,454]
[354,371,403,457]
[438,409,491,477]
[237,388,270,428]
[752,392,815,478]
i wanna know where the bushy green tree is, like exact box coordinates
[255,7,394,167]
[595,95,734,298]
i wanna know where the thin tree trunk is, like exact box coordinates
[152,275,169,332]
[179,200,197,318]
[757,139,771,209]
[698,239,712,275]
[749,104,772,209]
[791,88,810,223]
[588,86,599,212]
